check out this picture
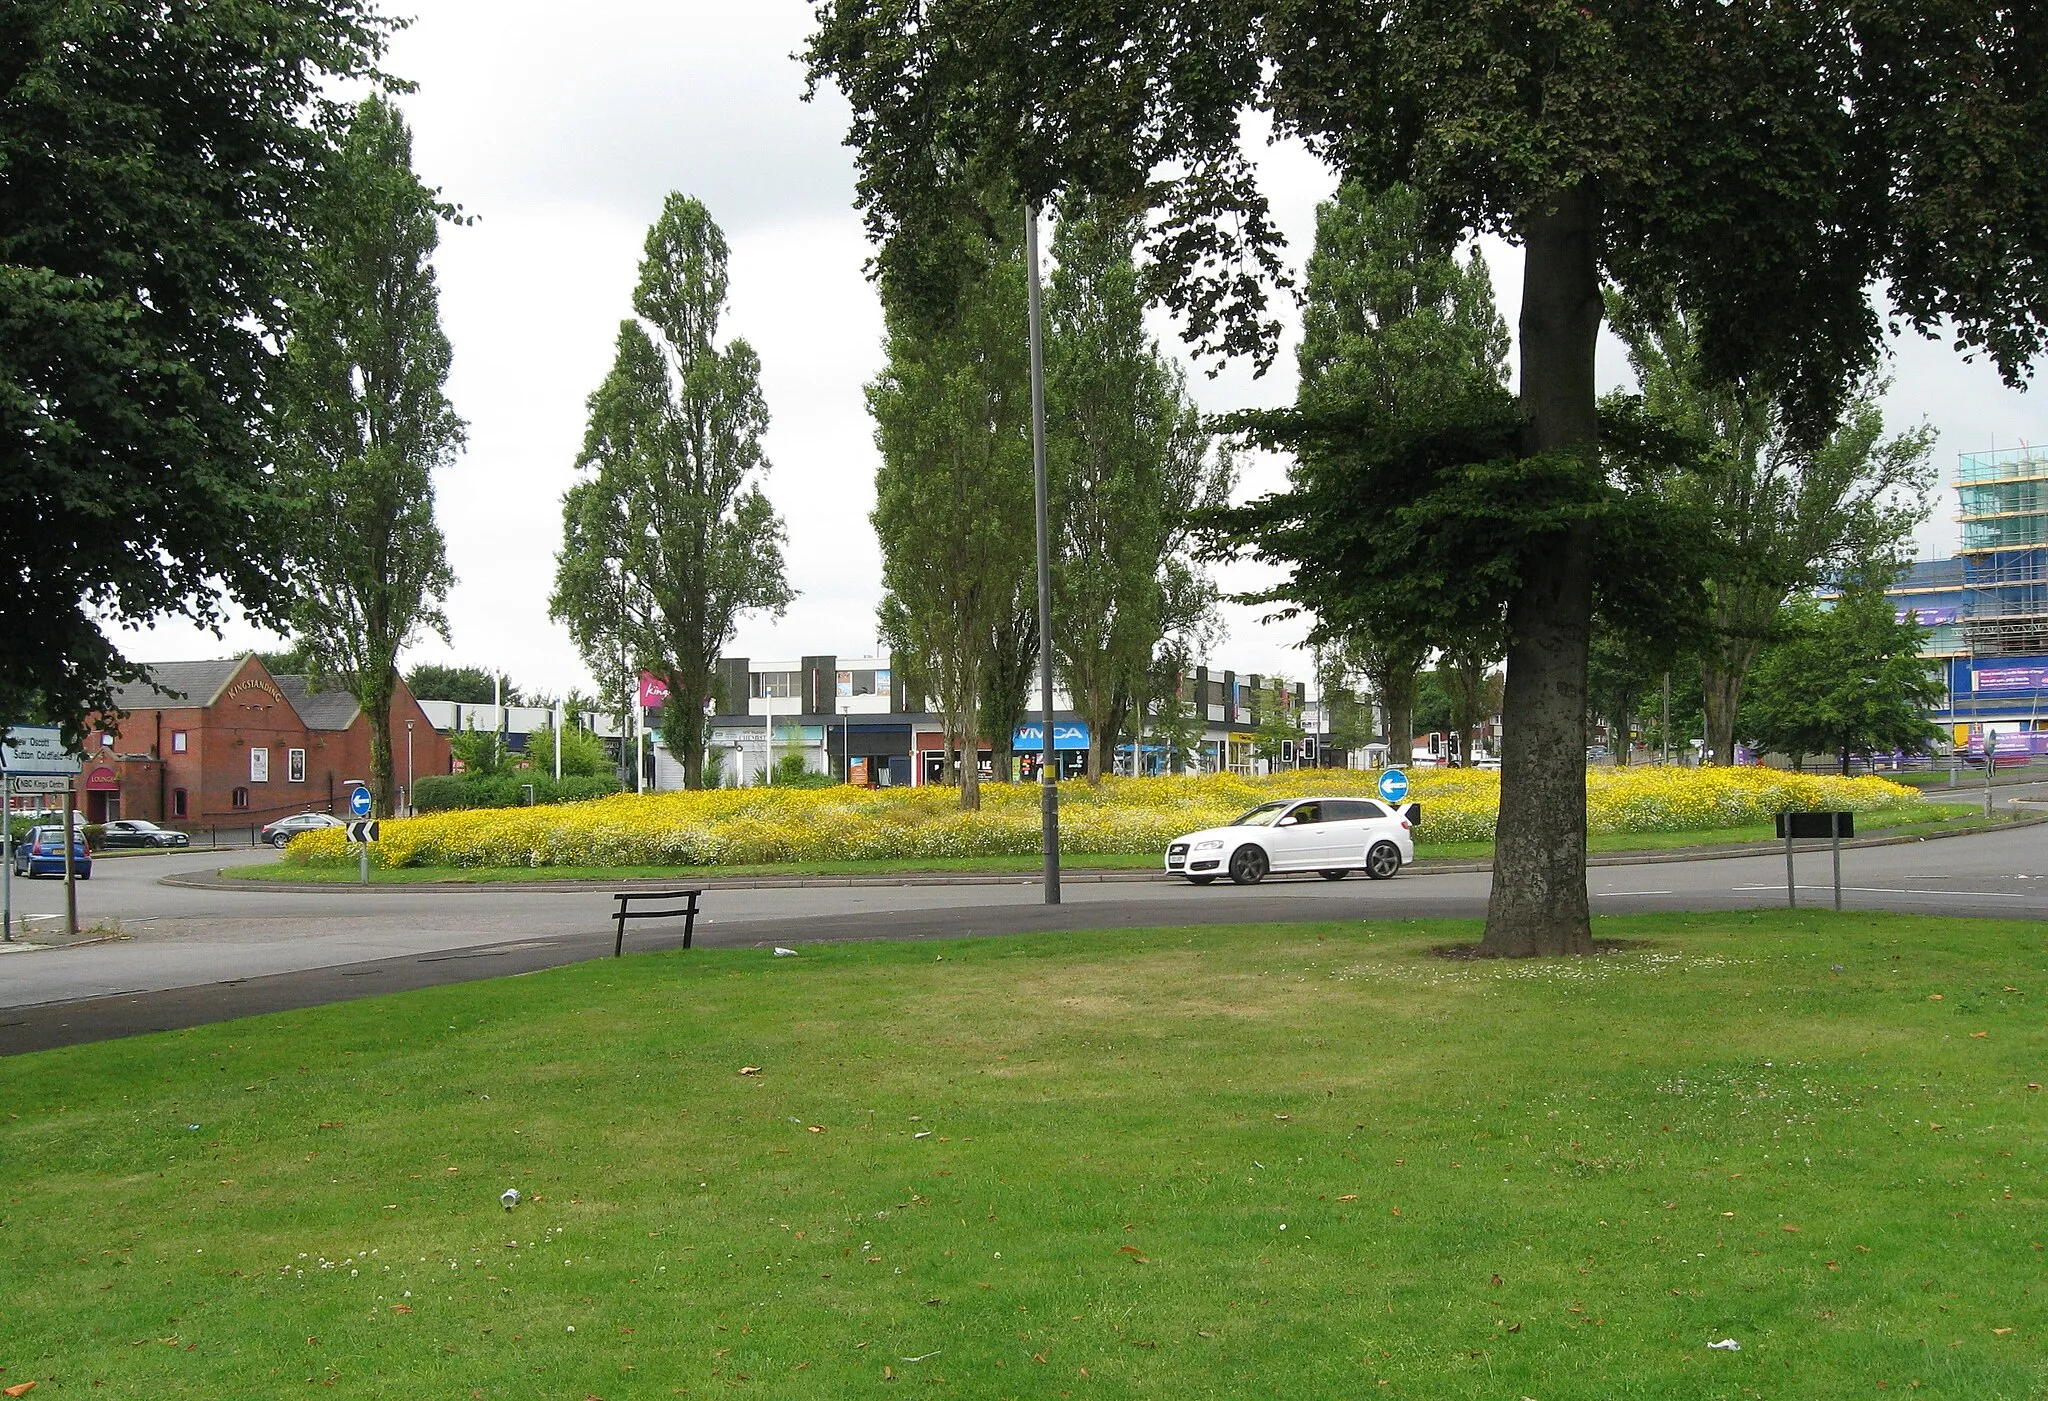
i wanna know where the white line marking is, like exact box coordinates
[1595,891,1674,897]
[1730,884,2030,899]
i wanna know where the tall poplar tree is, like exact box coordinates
[277,94,461,818]
[1046,202,1227,782]
[868,215,1034,811]
[551,194,792,790]
[809,2,2048,956]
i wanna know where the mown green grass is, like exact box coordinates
[231,803,1997,884]
[3,912,2043,1398]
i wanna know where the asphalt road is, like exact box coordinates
[1,819,2043,1056]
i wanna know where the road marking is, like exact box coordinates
[1595,890,1674,897]
[1730,884,2030,899]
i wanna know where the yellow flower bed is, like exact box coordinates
[282,767,1923,870]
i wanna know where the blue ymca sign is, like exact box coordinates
[1013,721,1092,751]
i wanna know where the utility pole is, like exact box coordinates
[1026,201,1060,905]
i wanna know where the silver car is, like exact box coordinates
[260,811,345,849]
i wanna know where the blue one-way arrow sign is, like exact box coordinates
[1377,767,1410,803]
[348,786,372,818]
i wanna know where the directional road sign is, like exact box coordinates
[346,820,381,843]
[1,726,80,776]
[5,774,74,795]
[1377,767,1410,804]
[348,786,373,818]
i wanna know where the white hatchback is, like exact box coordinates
[1165,796,1418,885]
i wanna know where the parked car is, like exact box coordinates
[12,827,92,880]
[1165,796,1417,886]
[259,812,345,849]
[98,819,191,850]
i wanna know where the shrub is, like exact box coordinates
[287,767,1925,870]
[411,772,621,813]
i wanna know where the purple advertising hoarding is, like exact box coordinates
[1896,606,1958,627]
[1973,665,2048,694]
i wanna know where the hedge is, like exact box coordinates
[411,772,621,813]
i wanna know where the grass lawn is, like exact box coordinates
[236,803,1999,884]
[4,913,2043,1399]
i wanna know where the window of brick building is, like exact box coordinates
[172,789,188,818]
[232,787,249,810]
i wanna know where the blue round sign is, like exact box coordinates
[348,786,372,818]
[1377,768,1410,803]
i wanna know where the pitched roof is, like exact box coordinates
[108,658,247,711]
[273,675,362,732]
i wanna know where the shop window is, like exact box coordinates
[172,789,188,818]
[288,748,306,783]
[750,670,799,699]
[171,731,188,753]
[232,786,249,810]
[837,669,880,697]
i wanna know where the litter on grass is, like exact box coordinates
[773,947,799,956]
[500,1188,520,1211]
[1708,1339,1741,1351]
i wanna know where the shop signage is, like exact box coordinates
[1012,721,1091,751]
[638,672,669,708]
[1,726,80,775]
[84,765,119,792]
[1896,606,1958,626]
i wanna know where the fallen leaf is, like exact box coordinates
[738,1066,762,1076]
[1928,994,1943,1001]
[1490,1273,1503,1287]
[1391,1207,1401,1217]
[1338,1194,1358,1203]
[1032,1353,1046,1364]
[4,1383,36,1398]
[1274,1113,1290,1120]
[1782,1224,1801,1233]
[1993,1328,2012,1337]
[1506,1323,1521,1333]
[883,1365,895,1381]
[391,1304,412,1314]
[1970,1032,1988,1039]
[1116,1246,1150,1264]
[807,1125,825,1133]
[2027,1084,2041,1092]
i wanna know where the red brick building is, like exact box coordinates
[81,656,451,828]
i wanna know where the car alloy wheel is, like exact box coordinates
[1228,844,1268,885]
[271,833,291,849]
[1366,841,1402,880]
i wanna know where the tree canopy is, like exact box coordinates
[551,194,793,790]
[1,0,396,737]
[809,0,2048,955]
[277,94,462,819]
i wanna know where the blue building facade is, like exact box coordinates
[1891,446,2048,755]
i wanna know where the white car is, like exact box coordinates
[1165,796,1419,885]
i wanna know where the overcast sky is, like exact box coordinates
[116,0,2048,697]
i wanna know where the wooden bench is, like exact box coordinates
[611,888,703,957]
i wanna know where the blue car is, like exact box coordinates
[11,827,92,880]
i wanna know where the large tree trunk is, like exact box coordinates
[1699,640,1759,766]
[365,679,398,819]
[1481,186,1602,958]
[669,670,706,789]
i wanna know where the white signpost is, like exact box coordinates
[2,725,84,941]
[347,785,374,885]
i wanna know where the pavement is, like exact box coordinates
[1,817,2043,1057]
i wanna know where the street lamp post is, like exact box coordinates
[1026,202,1060,905]
[405,719,414,817]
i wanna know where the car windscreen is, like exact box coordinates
[1230,802,1292,827]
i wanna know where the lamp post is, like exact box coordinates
[1026,201,1060,905]
[839,698,852,784]
[405,719,414,817]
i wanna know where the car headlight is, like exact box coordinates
[1192,839,1224,851]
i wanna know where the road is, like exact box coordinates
[1,821,2042,1055]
